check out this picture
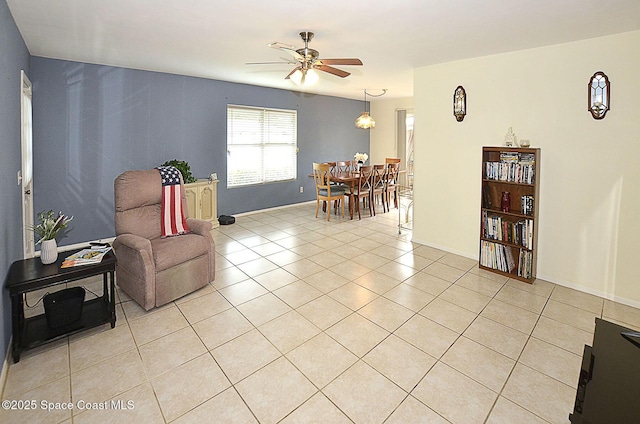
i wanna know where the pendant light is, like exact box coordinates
[355,89,387,129]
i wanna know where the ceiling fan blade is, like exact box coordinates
[268,42,303,61]
[316,64,350,78]
[284,67,301,80]
[246,61,297,65]
[268,41,295,50]
[318,58,363,66]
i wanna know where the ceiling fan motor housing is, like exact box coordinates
[300,31,314,43]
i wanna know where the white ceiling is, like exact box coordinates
[7,0,640,101]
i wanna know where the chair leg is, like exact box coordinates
[370,193,375,216]
[315,200,320,218]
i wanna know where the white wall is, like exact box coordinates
[413,30,640,306]
[369,97,414,164]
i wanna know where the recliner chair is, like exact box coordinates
[113,169,215,310]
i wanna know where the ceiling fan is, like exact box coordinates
[248,31,363,86]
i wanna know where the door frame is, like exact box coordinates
[21,70,35,259]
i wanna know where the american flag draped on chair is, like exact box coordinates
[157,166,190,237]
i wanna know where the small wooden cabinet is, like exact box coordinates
[185,179,219,229]
[479,147,540,283]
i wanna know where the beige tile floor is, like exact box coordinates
[2,202,640,424]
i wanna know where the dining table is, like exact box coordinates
[310,166,406,220]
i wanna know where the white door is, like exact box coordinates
[21,70,35,259]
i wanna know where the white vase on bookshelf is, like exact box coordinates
[504,127,517,147]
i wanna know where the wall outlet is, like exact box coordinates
[299,186,304,193]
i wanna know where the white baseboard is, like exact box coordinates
[0,336,11,398]
[232,201,316,217]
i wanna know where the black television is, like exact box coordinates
[570,318,640,423]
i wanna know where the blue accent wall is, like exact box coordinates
[30,57,369,246]
[0,0,30,361]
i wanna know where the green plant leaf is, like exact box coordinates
[161,159,197,183]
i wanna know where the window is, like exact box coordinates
[227,105,297,187]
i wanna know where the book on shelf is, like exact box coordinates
[521,195,534,216]
[519,153,535,164]
[481,211,534,249]
[480,241,527,276]
[518,250,533,279]
[500,152,520,162]
[61,247,112,268]
[485,161,535,184]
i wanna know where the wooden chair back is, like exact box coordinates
[325,161,338,177]
[384,162,400,209]
[372,165,386,191]
[336,161,352,176]
[371,165,387,214]
[313,162,332,192]
[386,162,400,185]
[356,165,373,194]
[352,165,374,219]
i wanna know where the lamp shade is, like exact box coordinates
[355,112,375,129]
[290,68,319,86]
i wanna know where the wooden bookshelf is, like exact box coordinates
[479,146,540,283]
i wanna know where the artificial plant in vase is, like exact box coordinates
[354,152,369,169]
[32,210,73,264]
[161,159,197,183]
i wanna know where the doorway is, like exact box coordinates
[396,109,414,188]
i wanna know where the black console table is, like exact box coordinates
[570,317,640,423]
[4,249,116,363]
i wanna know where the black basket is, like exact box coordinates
[219,215,235,225]
[43,287,85,329]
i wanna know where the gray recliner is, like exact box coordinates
[113,169,215,310]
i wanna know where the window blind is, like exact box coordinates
[227,105,297,187]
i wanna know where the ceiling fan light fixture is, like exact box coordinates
[290,68,319,86]
[304,69,319,85]
[290,69,303,85]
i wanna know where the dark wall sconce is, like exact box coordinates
[588,71,610,120]
[453,86,466,122]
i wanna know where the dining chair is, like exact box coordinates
[327,160,350,210]
[348,165,373,220]
[384,162,400,210]
[371,164,386,214]
[313,162,346,221]
[385,157,401,165]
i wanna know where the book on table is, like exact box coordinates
[61,247,112,268]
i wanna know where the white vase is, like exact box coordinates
[40,239,58,265]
